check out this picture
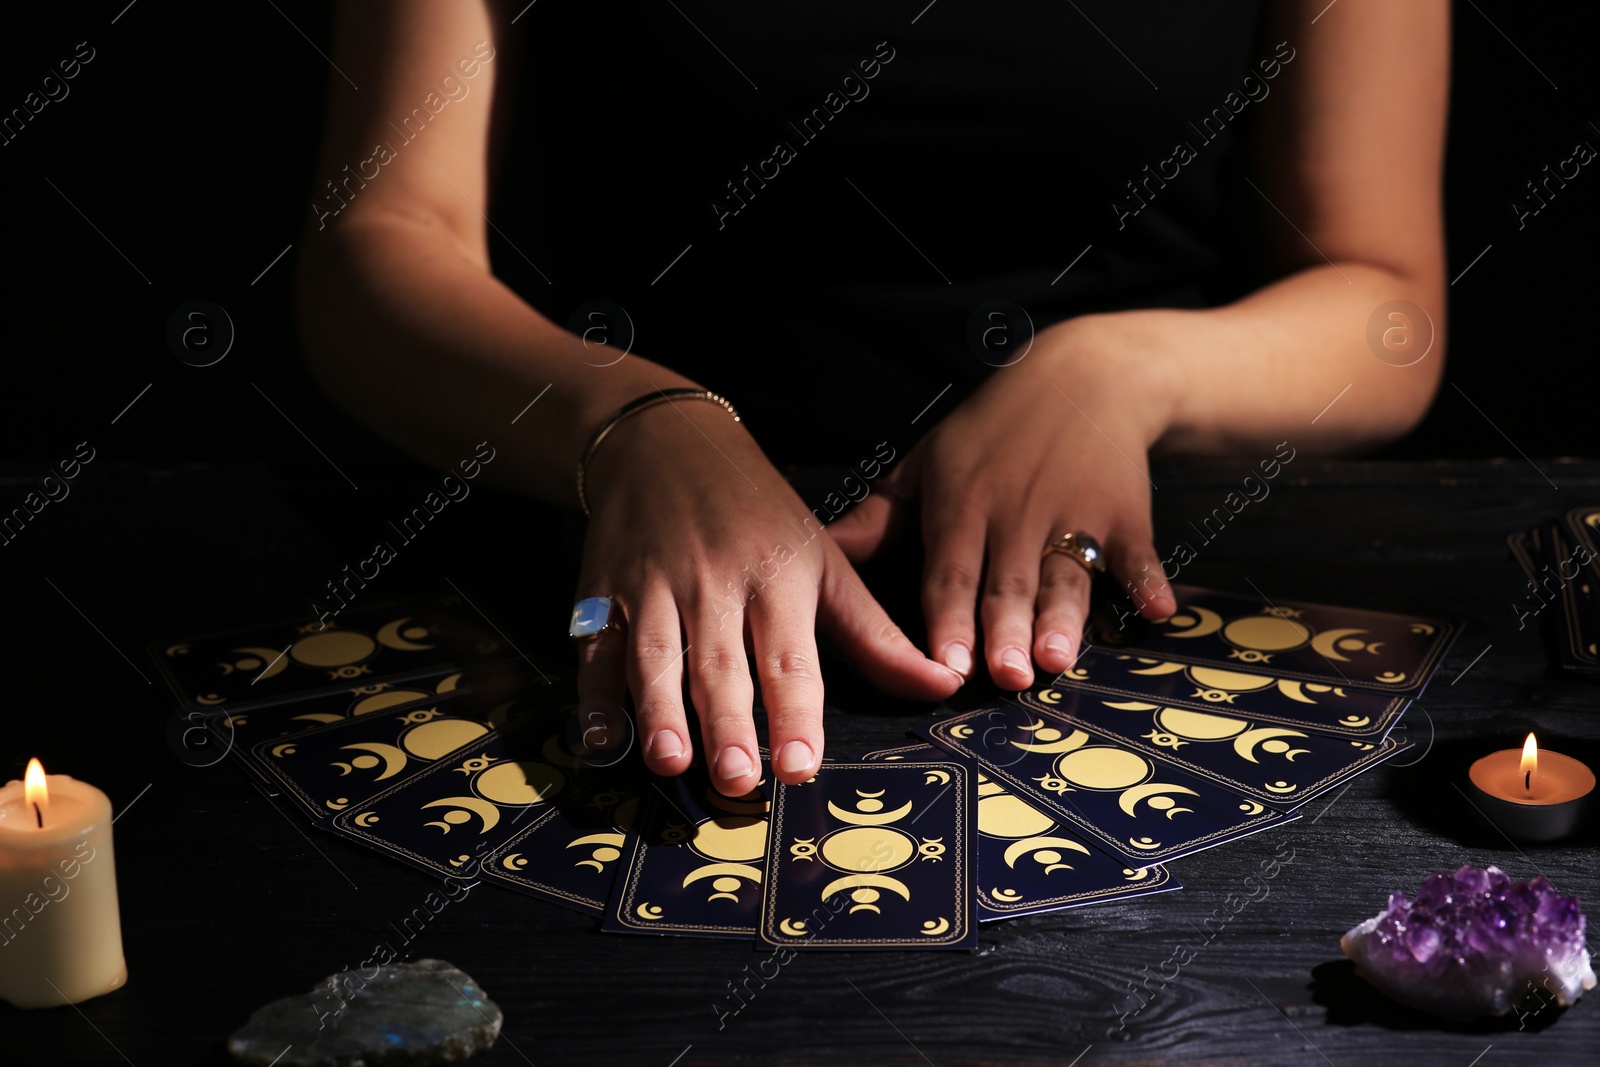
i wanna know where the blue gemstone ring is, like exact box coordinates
[569,596,618,639]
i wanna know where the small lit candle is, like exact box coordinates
[1467,733,1595,842]
[0,759,127,1008]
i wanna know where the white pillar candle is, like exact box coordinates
[0,759,127,1008]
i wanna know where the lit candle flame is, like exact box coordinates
[24,757,48,827]
[1521,733,1538,795]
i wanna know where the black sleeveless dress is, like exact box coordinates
[492,0,1269,466]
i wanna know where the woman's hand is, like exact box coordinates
[575,398,964,795]
[829,313,1182,690]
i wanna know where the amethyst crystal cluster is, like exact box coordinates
[1342,864,1595,1020]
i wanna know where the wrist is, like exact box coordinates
[579,388,750,513]
[1040,311,1187,448]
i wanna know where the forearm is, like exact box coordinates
[1070,261,1444,458]
[295,212,698,505]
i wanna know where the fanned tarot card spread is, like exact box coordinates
[1012,686,1410,808]
[330,703,634,882]
[479,763,648,916]
[601,761,771,939]
[1087,584,1455,695]
[152,594,528,710]
[1057,648,1408,740]
[759,760,977,951]
[921,701,1295,866]
[861,744,1178,922]
[253,674,568,821]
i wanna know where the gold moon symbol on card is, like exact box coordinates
[821,827,916,871]
[1189,667,1274,692]
[354,811,380,827]
[826,799,914,826]
[1223,615,1310,652]
[376,618,433,651]
[271,743,297,758]
[1239,800,1265,815]
[290,631,377,667]
[1373,672,1406,685]
[821,873,911,905]
[325,797,349,811]
[501,853,528,870]
[991,888,1024,902]
[568,832,627,871]
[1165,607,1225,638]
[921,918,951,936]
[1057,747,1149,789]
[779,918,808,936]
[690,815,767,863]
[1233,727,1310,764]
[1128,660,1187,676]
[1002,836,1091,873]
[950,724,975,739]
[1265,781,1298,795]
[977,792,1056,839]
[293,712,344,725]
[1128,836,1162,850]
[423,796,501,833]
[636,903,664,921]
[1276,681,1317,704]
[1309,628,1369,661]
[924,769,951,785]
[1013,723,1091,754]
[683,863,763,902]
[476,760,565,805]
[349,689,430,716]
[225,647,289,678]
[403,719,491,760]
[1118,783,1198,818]
[1155,708,1248,740]
[341,742,408,780]
[1036,689,1061,705]
[1124,867,1151,881]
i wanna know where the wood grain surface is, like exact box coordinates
[2,458,1596,1066]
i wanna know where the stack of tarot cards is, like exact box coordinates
[1508,506,1600,674]
[153,585,1455,951]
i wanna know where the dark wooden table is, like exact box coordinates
[4,458,1597,1066]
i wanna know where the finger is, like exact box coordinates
[920,507,985,682]
[979,524,1043,690]
[826,494,893,564]
[1033,550,1094,674]
[821,547,964,699]
[747,587,825,785]
[686,600,762,797]
[1109,531,1176,620]
[624,585,692,777]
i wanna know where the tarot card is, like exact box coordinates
[861,743,1179,922]
[601,760,771,939]
[759,760,976,950]
[254,675,566,821]
[1545,522,1600,671]
[1014,685,1410,808]
[1563,506,1600,581]
[330,703,629,881]
[1057,648,1407,740]
[1088,584,1455,695]
[479,763,648,915]
[152,594,528,710]
[921,701,1295,865]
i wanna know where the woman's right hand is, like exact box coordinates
[574,397,964,796]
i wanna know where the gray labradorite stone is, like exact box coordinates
[228,959,501,1066]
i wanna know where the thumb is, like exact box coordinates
[817,545,963,701]
[827,493,896,564]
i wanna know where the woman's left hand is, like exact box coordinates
[829,313,1181,690]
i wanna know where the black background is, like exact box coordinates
[0,1,1596,469]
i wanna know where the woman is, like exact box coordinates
[296,0,1448,797]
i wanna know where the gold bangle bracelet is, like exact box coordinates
[576,388,742,515]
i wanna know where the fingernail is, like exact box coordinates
[1044,635,1073,660]
[716,746,754,781]
[1002,648,1031,675]
[649,730,683,760]
[775,741,814,777]
[944,642,973,678]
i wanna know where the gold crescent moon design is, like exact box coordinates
[353,811,381,827]
[1118,783,1199,817]
[1374,671,1406,685]
[821,873,911,901]
[500,853,528,870]
[422,796,502,833]
[166,643,190,656]
[1239,800,1265,815]
[924,770,951,786]
[991,888,1024,902]
[289,631,377,668]
[1036,689,1061,705]
[376,617,434,651]
[778,918,808,936]
[569,832,627,850]
[271,743,297,757]
[402,719,491,760]
[1011,726,1091,754]
[1309,627,1367,661]
[1188,667,1275,692]
[324,797,349,811]
[1128,837,1163,851]
[1233,727,1310,764]
[331,762,352,776]
[1061,667,1089,681]
[920,918,951,936]
[682,862,763,887]
[1265,781,1299,794]
[349,690,430,716]
[1275,681,1316,704]
[1104,700,1161,712]
[342,741,408,780]
[233,647,291,680]
[292,712,345,724]
[826,800,914,826]
[1410,623,1436,635]
[636,903,664,921]
[1001,836,1092,869]
[1128,660,1188,676]
[1154,708,1248,741]
[1164,606,1224,638]
[1123,867,1151,881]
[1338,715,1372,728]
[949,724,975,739]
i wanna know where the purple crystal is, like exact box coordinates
[1341,865,1595,1020]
